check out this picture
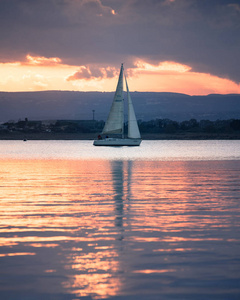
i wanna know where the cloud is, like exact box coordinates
[24,55,62,66]
[125,59,240,95]
[67,67,93,81]
[132,60,192,74]
[67,66,117,81]
[0,0,239,86]
[65,59,240,95]
[228,3,240,12]
[1,56,240,95]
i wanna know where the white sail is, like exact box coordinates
[93,64,141,146]
[125,76,141,139]
[102,64,124,135]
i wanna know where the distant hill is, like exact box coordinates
[0,91,240,122]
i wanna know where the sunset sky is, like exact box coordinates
[0,0,240,95]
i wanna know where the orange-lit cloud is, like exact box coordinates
[0,55,240,95]
[133,60,192,73]
[67,65,117,81]
[0,55,77,91]
[0,0,239,88]
[24,55,62,66]
[126,59,240,95]
[228,3,240,12]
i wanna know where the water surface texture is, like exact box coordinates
[0,141,240,299]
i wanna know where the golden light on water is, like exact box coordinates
[132,269,176,274]
[0,252,36,257]
[63,250,122,299]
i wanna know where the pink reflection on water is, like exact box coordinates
[133,269,176,274]
[0,158,240,298]
[0,252,36,257]
[63,249,122,298]
[63,273,121,299]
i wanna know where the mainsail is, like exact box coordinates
[102,64,124,135]
[125,76,141,139]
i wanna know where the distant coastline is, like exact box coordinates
[1,91,240,122]
[1,132,240,140]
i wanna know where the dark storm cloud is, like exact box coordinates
[0,0,240,82]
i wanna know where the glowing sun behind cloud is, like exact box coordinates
[127,60,240,95]
[25,55,62,65]
[0,55,239,95]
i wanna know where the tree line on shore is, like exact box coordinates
[139,118,240,134]
[1,118,240,135]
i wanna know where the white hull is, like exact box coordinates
[93,138,141,146]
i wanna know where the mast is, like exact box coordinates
[122,63,124,139]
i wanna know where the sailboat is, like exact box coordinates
[93,64,141,146]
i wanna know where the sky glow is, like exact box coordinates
[0,56,239,95]
[0,0,239,95]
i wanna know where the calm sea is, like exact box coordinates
[0,140,240,300]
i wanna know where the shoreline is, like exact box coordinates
[1,132,240,140]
